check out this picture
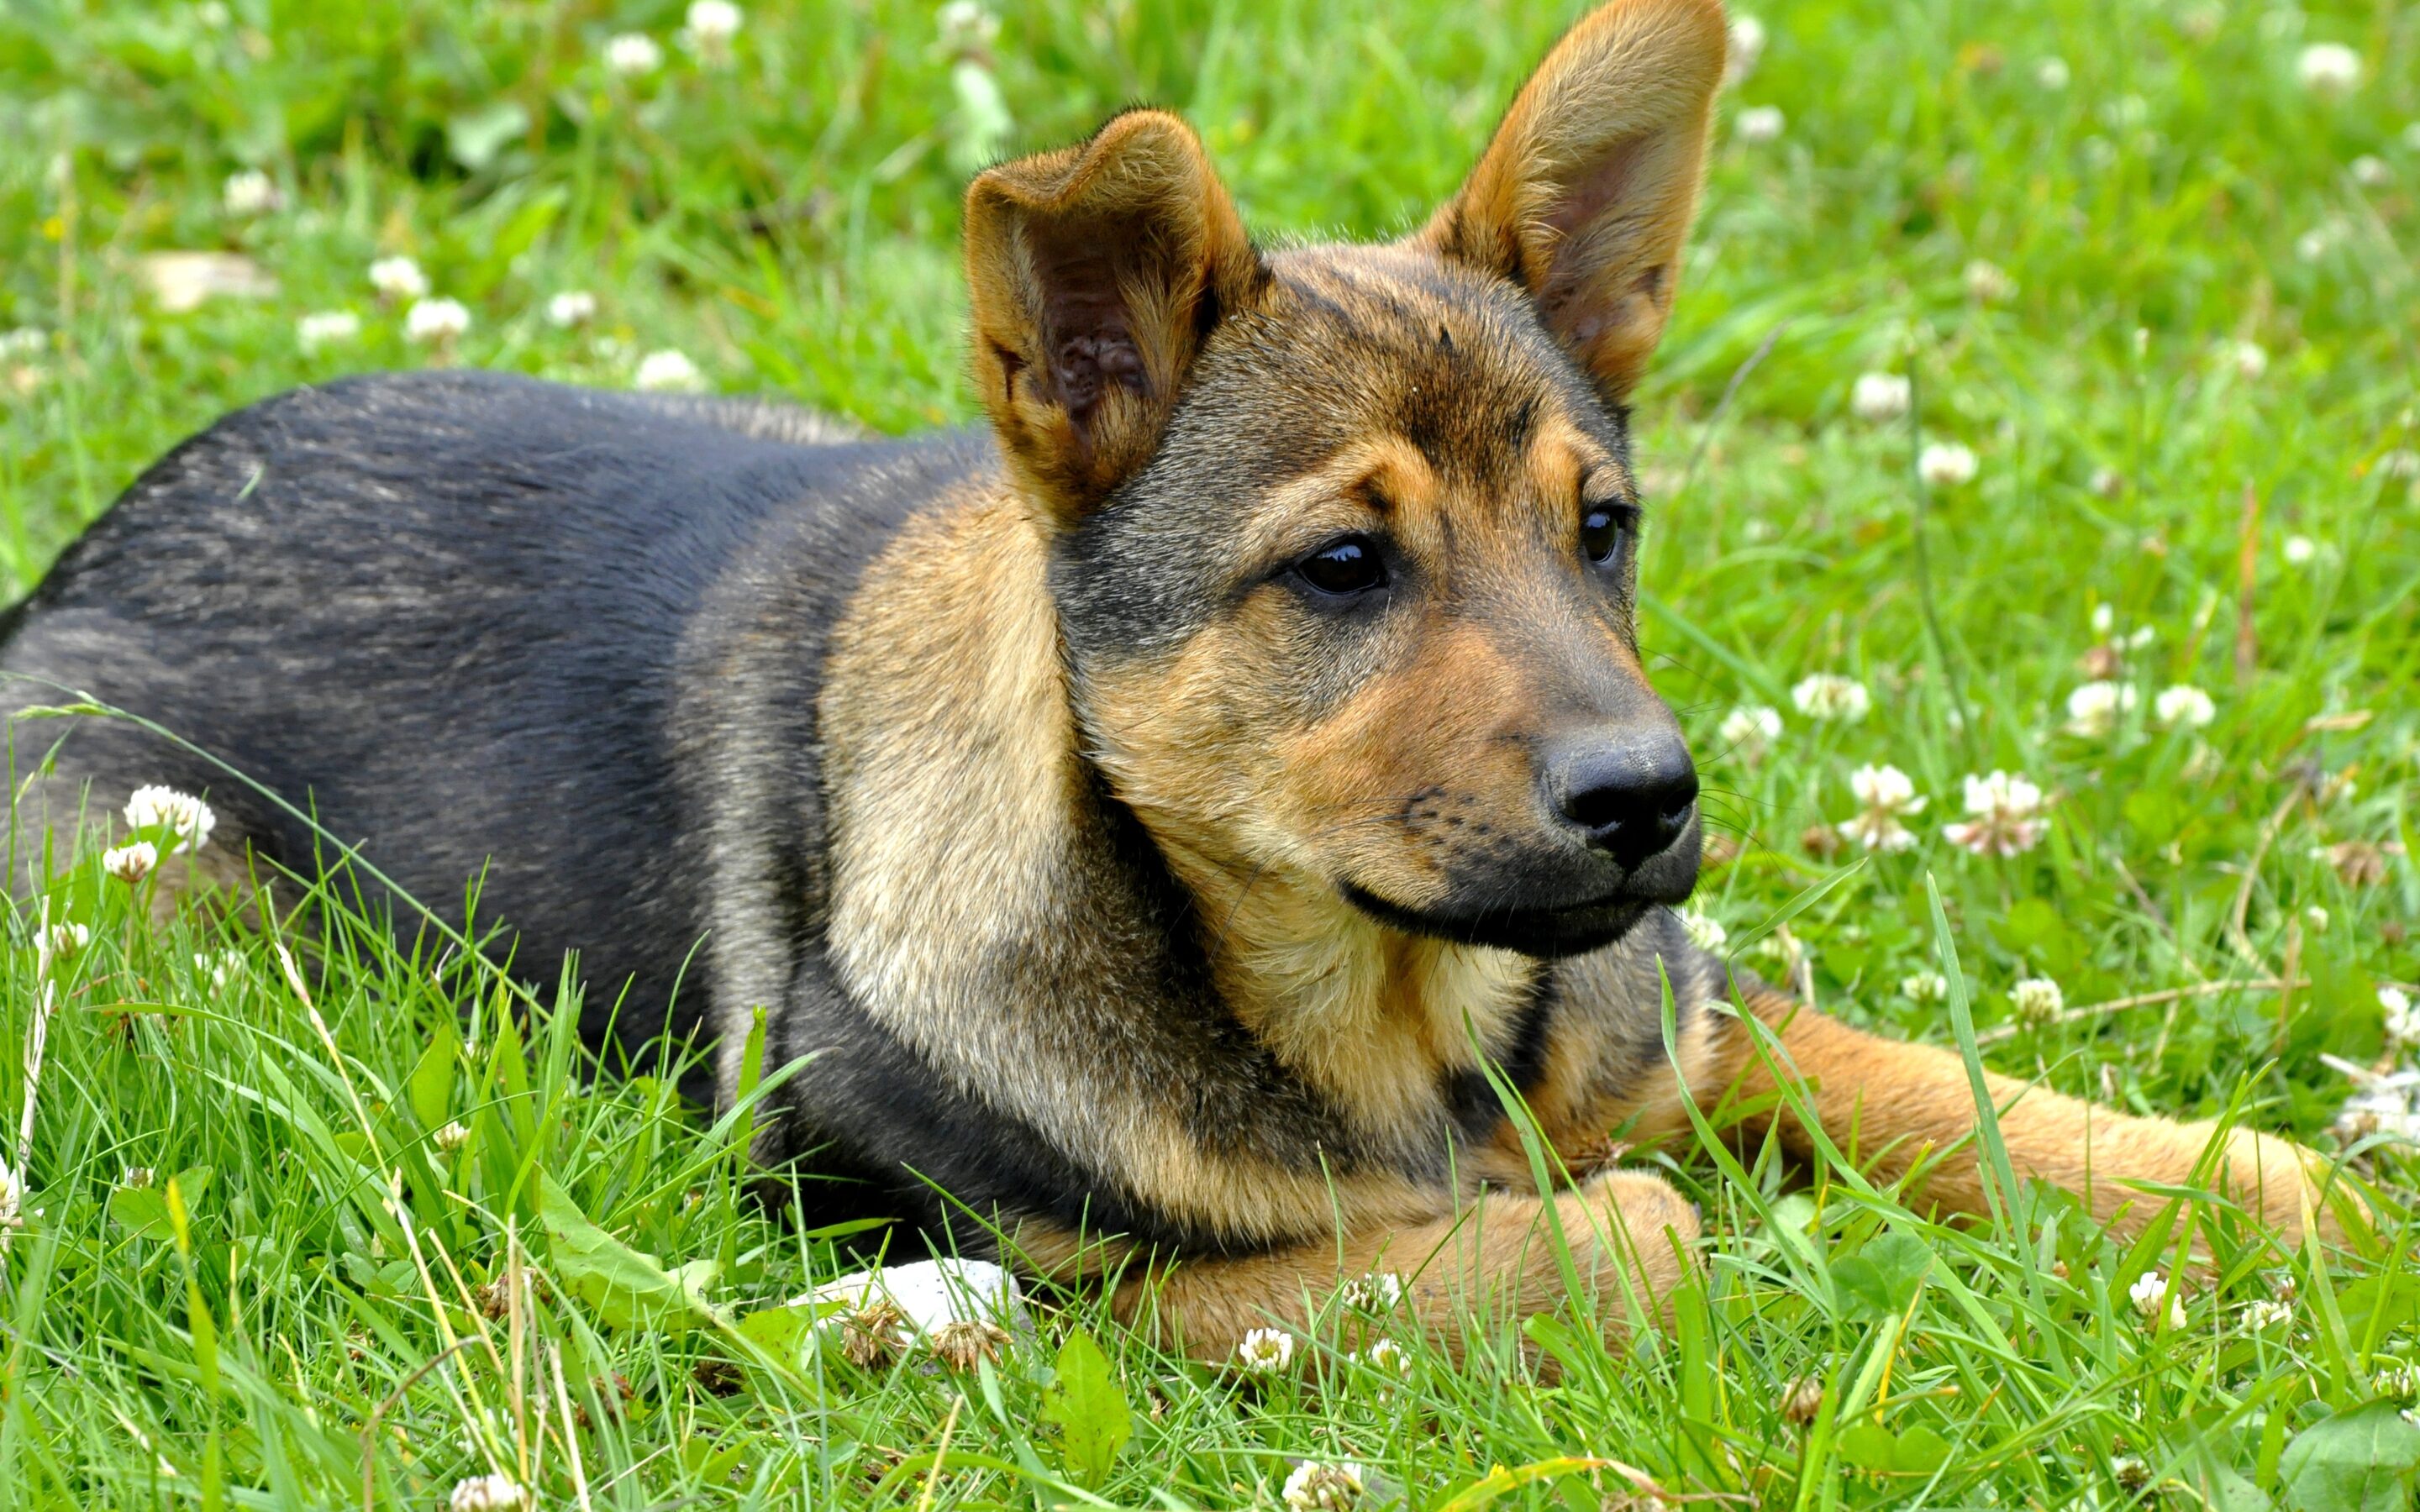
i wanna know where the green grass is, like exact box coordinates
[3,0,2419,1505]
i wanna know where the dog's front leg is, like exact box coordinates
[1710,986,2333,1241]
[1110,1170,1700,1366]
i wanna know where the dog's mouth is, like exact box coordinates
[1339,882,1661,958]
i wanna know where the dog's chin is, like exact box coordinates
[1339,883,1662,958]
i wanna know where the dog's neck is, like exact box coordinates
[1144,830,1541,1131]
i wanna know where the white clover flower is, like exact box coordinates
[2281,533,2316,566]
[2378,449,2420,480]
[2304,905,2330,933]
[2063,680,2138,738]
[222,169,281,218]
[1943,770,2048,857]
[367,255,429,301]
[408,298,471,346]
[297,310,361,352]
[2295,41,2361,97]
[2382,986,2418,1051]
[2012,976,2064,1027]
[0,1160,20,1233]
[1718,704,1782,763]
[2128,1269,2187,1330]
[936,0,1001,50]
[1340,1271,1402,1310]
[1849,371,1911,423]
[1236,1326,1293,1373]
[1791,673,1870,723]
[125,785,216,854]
[545,290,597,328]
[605,31,665,76]
[2242,1298,2292,1331]
[434,1121,472,1152]
[2153,684,2217,730]
[1725,15,1767,83]
[449,1475,529,1512]
[1918,441,1979,488]
[39,921,91,962]
[0,328,44,360]
[2034,56,2070,90]
[1734,105,1785,143]
[103,841,158,885]
[1678,907,1728,953]
[2296,226,2334,262]
[2350,155,2391,188]
[1282,1461,1367,1512]
[2223,339,2269,380]
[679,0,743,63]
[1360,1336,1410,1375]
[1902,970,1950,1004]
[1963,259,2016,303]
[2378,1362,2420,1400]
[634,349,705,392]
[2090,466,2126,500]
[194,951,244,991]
[1837,762,1927,853]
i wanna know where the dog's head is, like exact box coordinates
[964,0,1724,958]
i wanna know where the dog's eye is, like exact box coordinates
[1581,504,1634,567]
[1294,536,1387,597]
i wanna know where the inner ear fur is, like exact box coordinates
[964,108,1263,522]
[1418,0,1726,402]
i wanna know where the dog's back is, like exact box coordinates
[0,370,971,1058]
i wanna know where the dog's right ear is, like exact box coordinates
[965,109,1263,525]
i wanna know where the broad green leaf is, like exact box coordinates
[1839,1421,1898,1473]
[2279,1401,2420,1512]
[1833,1232,1933,1319]
[407,1033,455,1131]
[535,1173,718,1331]
[1039,1327,1130,1488]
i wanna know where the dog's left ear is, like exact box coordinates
[965,109,1264,524]
[1418,0,1726,402]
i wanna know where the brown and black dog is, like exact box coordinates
[0,0,2330,1360]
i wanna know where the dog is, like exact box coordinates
[0,0,2329,1360]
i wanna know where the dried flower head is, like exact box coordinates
[1781,1374,1824,1425]
[1791,673,1870,722]
[929,1317,1011,1372]
[1850,371,1911,423]
[2326,840,2388,888]
[125,785,216,854]
[1943,770,2047,856]
[103,841,159,885]
[842,1299,908,1368]
[1236,1326,1294,1373]
[1282,1461,1367,1512]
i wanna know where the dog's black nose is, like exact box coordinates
[1543,728,1699,867]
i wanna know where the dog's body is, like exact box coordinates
[1,0,2328,1357]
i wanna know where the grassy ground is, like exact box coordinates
[3,0,2420,1506]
